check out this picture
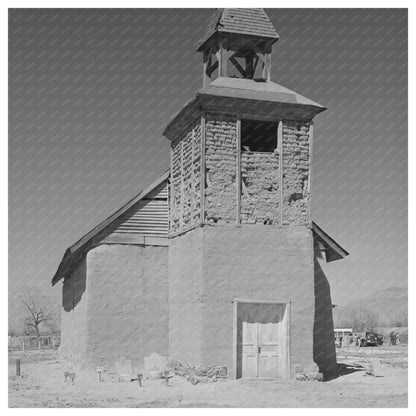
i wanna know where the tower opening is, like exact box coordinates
[241,119,277,152]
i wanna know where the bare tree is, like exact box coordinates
[20,290,54,338]
[350,308,379,332]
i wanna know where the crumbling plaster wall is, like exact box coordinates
[204,114,310,226]
[241,151,279,224]
[85,244,169,369]
[170,121,201,235]
[205,114,237,224]
[60,258,88,366]
[170,114,311,228]
[282,119,311,225]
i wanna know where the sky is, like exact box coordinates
[9,8,407,306]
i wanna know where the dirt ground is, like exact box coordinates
[8,346,408,408]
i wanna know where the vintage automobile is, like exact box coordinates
[360,332,384,347]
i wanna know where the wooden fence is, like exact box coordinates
[8,335,60,351]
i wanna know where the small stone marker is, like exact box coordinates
[69,372,76,385]
[96,367,103,382]
[144,353,167,372]
[372,358,381,377]
[115,357,133,382]
[365,361,374,376]
[162,370,173,386]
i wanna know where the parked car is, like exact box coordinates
[360,332,383,347]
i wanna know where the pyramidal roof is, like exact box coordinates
[200,77,325,108]
[197,8,279,51]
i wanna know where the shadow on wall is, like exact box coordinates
[62,257,86,312]
[313,248,338,381]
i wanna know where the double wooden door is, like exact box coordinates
[239,302,289,378]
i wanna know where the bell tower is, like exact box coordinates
[164,8,342,381]
[197,8,279,85]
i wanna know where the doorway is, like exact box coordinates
[234,300,290,379]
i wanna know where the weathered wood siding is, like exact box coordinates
[104,181,168,241]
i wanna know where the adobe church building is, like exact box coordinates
[52,8,348,380]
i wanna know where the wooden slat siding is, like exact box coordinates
[146,182,168,199]
[109,182,168,238]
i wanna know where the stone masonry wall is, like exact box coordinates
[205,114,237,224]
[241,151,280,224]
[170,121,201,235]
[282,119,311,225]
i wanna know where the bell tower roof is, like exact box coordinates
[197,8,279,51]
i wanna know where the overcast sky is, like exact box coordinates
[9,8,407,305]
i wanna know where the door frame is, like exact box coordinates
[232,298,291,379]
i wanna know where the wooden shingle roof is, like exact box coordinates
[197,8,279,51]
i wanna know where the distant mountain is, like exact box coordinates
[333,284,408,328]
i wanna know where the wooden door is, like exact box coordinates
[242,321,257,378]
[239,302,288,378]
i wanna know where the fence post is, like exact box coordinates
[16,359,21,377]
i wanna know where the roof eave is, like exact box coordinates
[163,91,326,142]
[51,170,170,286]
[312,221,349,263]
[196,30,279,52]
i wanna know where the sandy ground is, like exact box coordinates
[8,346,407,408]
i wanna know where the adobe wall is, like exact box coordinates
[282,119,311,225]
[168,225,317,378]
[241,151,280,224]
[313,245,337,379]
[170,114,312,229]
[60,257,88,366]
[170,120,201,234]
[85,244,169,369]
[203,114,311,226]
[201,225,316,378]
[205,114,237,224]
[168,227,204,364]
